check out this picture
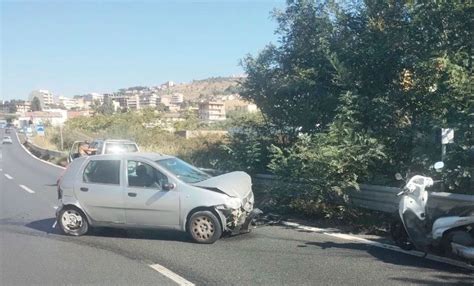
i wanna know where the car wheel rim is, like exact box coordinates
[192,216,215,241]
[61,210,83,231]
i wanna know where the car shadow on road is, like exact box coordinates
[302,241,473,285]
[26,218,191,242]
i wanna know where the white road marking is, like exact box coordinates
[53,206,58,209]
[149,263,195,286]
[0,168,3,171]
[52,220,57,229]
[19,184,35,194]
[4,174,13,180]
[282,221,474,271]
[14,132,66,170]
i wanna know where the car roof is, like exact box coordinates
[92,139,137,144]
[85,152,175,161]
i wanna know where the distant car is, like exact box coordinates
[2,136,13,144]
[56,153,261,243]
[5,128,10,134]
[68,139,139,163]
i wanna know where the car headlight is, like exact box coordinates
[224,197,242,209]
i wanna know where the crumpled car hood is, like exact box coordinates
[193,171,252,199]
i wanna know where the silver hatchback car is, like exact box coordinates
[56,153,261,243]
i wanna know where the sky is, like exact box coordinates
[1,0,285,100]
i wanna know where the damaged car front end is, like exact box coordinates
[215,192,263,234]
[193,171,262,234]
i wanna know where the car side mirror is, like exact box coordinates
[162,183,176,191]
[395,173,403,181]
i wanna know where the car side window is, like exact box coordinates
[83,160,121,185]
[127,160,168,189]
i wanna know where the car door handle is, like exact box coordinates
[80,187,89,192]
[128,192,137,197]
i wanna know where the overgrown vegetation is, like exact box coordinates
[237,0,472,218]
[42,1,471,222]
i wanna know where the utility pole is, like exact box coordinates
[60,124,64,150]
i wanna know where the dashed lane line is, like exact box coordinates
[149,264,195,286]
[19,184,35,194]
[4,173,13,180]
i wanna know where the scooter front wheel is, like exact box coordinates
[390,219,414,251]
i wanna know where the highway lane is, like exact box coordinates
[1,128,473,285]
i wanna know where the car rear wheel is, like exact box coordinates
[187,211,222,244]
[58,207,89,236]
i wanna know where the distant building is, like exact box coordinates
[161,81,175,89]
[22,109,68,126]
[235,103,258,113]
[15,101,31,114]
[139,94,159,109]
[171,93,184,104]
[126,94,140,110]
[198,101,226,122]
[58,96,79,110]
[29,90,54,109]
[225,99,257,113]
[67,110,92,119]
[111,95,129,109]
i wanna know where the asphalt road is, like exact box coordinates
[0,128,473,285]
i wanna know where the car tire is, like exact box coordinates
[58,207,89,236]
[187,210,222,244]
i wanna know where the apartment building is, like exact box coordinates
[29,90,54,109]
[198,101,226,122]
[15,101,31,113]
[58,96,79,110]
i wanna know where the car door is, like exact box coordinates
[75,158,125,224]
[68,141,83,163]
[124,160,180,227]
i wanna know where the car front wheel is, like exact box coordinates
[58,207,89,236]
[187,211,222,244]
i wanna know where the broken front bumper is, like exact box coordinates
[216,206,263,234]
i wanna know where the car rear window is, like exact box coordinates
[83,160,121,185]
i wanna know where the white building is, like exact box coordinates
[235,103,258,113]
[29,90,54,109]
[58,96,79,110]
[198,101,226,122]
[171,93,184,104]
[15,101,31,114]
[139,94,159,109]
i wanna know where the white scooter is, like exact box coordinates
[390,162,474,264]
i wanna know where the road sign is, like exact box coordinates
[36,125,45,136]
[441,128,454,144]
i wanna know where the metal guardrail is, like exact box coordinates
[250,174,473,214]
[16,143,473,213]
[18,134,67,160]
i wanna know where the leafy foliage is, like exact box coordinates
[31,97,42,111]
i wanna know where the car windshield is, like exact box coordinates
[105,143,138,154]
[156,158,211,184]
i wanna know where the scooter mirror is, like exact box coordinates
[434,161,444,171]
[395,173,403,181]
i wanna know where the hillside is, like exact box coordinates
[158,76,244,100]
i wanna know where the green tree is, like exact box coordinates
[31,97,42,111]
[241,0,343,137]
[97,95,115,115]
